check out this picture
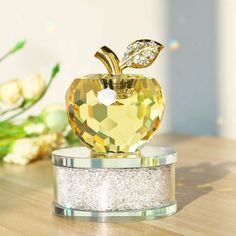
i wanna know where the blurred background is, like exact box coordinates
[0,0,235,139]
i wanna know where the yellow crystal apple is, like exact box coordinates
[66,39,165,154]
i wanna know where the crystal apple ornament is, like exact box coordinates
[53,40,177,220]
[66,39,165,154]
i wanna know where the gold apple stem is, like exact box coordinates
[95,46,121,75]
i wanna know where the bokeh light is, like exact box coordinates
[168,39,180,51]
[46,21,56,33]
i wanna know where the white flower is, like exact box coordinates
[24,123,47,135]
[3,138,40,165]
[0,79,22,105]
[3,153,29,165]
[22,74,45,99]
[42,133,68,149]
[3,133,67,165]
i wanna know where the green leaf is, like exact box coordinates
[65,129,81,145]
[0,146,11,158]
[10,40,26,54]
[0,137,16,158]
[51,63,60,80]
[120,39,164,70]
[0,123,26,138]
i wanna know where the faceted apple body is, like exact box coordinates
[65,74,165,153]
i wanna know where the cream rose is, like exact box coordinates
[3,133,67,165]
[3,138,40,165]
[24,123,47,135]
[22,74,45,99]
[0,79,22,105]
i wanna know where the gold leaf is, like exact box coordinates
[119,39,164,71]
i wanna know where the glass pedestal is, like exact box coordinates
[52,146,177,221]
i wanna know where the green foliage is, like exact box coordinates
[9,40,26,54]
[51,63,60,80]
[65,130,81,145]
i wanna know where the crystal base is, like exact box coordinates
[53,202,177,221]
[52,146,177,221]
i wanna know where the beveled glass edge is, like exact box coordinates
[52,146,177,168]
[53,202,177,221]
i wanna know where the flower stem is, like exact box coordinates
[0,40,26,64]
[0,100,26,116]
